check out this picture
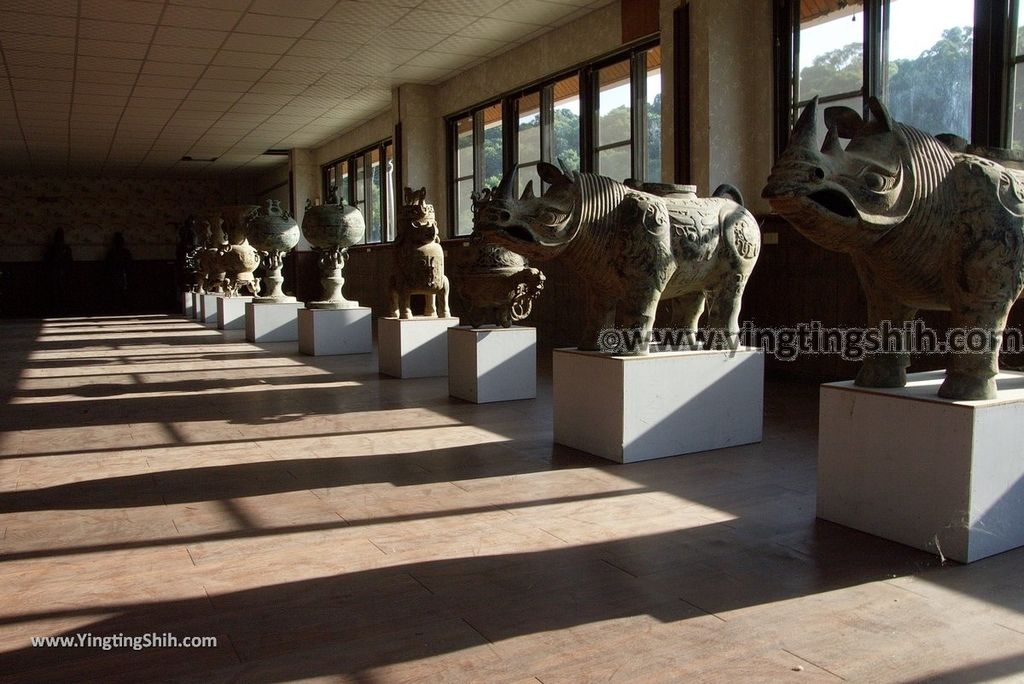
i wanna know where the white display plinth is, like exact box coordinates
[200,294,221,325]
[448,326,537,403]
[819,370,1024,563]
[553,347,764,463]
[245,301,303,343]
[217,296,253,330]
[190,292,201,320]
[298,307,372,356]
[182,292,194,318]
[378,316,460,378]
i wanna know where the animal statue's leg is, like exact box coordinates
[704,274,749,350]
[438,276,450,318]
[579,289,616,352]
[424,290,437,317]
[940,299,1014,400]
[661,293,705,349]
[388,279,400,318]
[852,260,915,388]
[400,289,413,319]
[619,287,664,355]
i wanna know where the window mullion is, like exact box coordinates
[540,84,553,164]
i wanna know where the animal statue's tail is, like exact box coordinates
[712,184,744,206]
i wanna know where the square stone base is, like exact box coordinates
[819,370,1024,563]
[553,347,764,463]
[448,326,537,403]
[378,316,460,378]
[191,292,201,320]
[182,292,194,318]
[200,294,221,325]
[298,307,372,356]
[245,301,303,343]
[217,296,252,330]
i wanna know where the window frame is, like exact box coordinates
[445,38,661,236]
[321,138,395,245]
[774,0,1016,154]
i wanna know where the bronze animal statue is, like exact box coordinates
[763,96,1024,400]
[473,163,760,352]
[388,187,450,319]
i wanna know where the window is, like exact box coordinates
[778,0,1012,151]
[1010,5,1024,149]
[321,139,394,244]
[447,40,661,236]
[596,59,633,181]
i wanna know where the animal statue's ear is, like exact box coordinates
[416,187,426,205]
[403,186,414,204]
[866,97,895,133]
[538,161,571,187]
[824,106,864,139]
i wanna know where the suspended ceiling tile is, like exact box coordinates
[234,13,314,37]
[76,81,135,96]
[168,0,252,9]
[76,55,143,74]
[405,49,473,70]
[458,16,540,42]
[152,25,229,48]
[211,50,280,69]
[220,32,297,54]
[80,0,164,24]
[135,73,198,89]
[7,64,75,81]
[161,3,244,30]
[390,63,453,83]
[78,18,156,43]
[488,0,576,25]
[248,80,307,96]
[11,78,74,93]
[393,8,478,34]
[0,11,77,36]
[0,32,76,53]
[202,64,269,81]
[77,69,139,85]
[146,45,216,64]
[432,33,506,55]
[375,29,449,51]
[4,49,76,69]
[321,2,411,26]
[417,0,507,14]
[193,77,253,92]
[7,0,80,17]
[78,39,151,60]
[142,61,207,77]
[247,0,337,19]
[285,38,359,60]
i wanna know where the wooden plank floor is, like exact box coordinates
[1,314,1023,683]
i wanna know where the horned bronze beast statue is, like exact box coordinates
[388,187,450,319]
[763,96,1024,400]
[473,162,760,353]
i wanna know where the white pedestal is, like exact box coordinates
[448,326,537,403]
[190,292,201,320]
[819,370,1024,563]
[298,307,372,356]
[553,347,764,463]
[217,296,252,330]
[245,301,303,343]
[378,316,460,378]
[181,292,194,318]
[200,294,221,325]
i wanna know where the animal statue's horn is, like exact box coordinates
[496,164,518,200]
[790,96,819,149]
[557,157,572,175]
[520,180,535,200]
[821,125,843,156]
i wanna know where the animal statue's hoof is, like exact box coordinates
[855,359,907,388]
[400,312,412,320]
[938,373,997,401]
